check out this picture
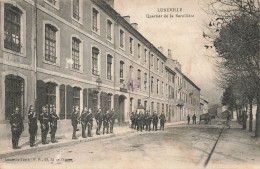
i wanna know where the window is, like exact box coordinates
[72,37,81,70]
[73,87,80,109]
[144,49,147,63]
[162,81,164,95]
[108,94,112,110]
[129,37,133,55]
[166,84,168,98]
[107,19,113,41]
[138,99,141,107]
[137,69,141,89]
[162,62,164,73]
[73,0,79,20]
[4,4,22,53]
[138,43,141,58]
[107,55,113,80]
[5,75,24,120]
[120,61,124,81]
[162,104,164,113]
[151,76,154,93]
[144,101,147,110]
[157,103,160,114]
[45,24,57,63]
[157,58,159,70]
[46,82,57,114]
[150,54,154,67]
[144,73,147,90]
[157,79,159,94]
[151,102,154,113]
[92,47,99,75]
[92,8,99,33]
[119,29,125,49]
[172,74,175,83]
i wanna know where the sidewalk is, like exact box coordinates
[0,121,184,159]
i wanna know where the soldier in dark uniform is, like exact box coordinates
[81,107,88,138]
[95,108,102,135]
[144,111,149,131]
[187,114,191,124]
[146,111,152,131]
[10,107,24,149]
[50,105,59,143]
[86,108,93,137]
[71,106,80,139]
[152,112,158,131]
[159,113,166,130]
[28,105,37,147]
[103,110,110,134]
[109,109,116,133]
[192,114,197,124]
[39,106,49,144]
[137,112,144,132]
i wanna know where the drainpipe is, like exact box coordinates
[34,0,38,115]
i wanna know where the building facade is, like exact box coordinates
[0,0,201,139]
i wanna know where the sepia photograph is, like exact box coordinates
[0,0,259,168]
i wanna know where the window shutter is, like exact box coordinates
[88,89,93,111]
[66,85,73,119]
[83,89,88,108]
[59,84,65,120]
[36,80,46,119]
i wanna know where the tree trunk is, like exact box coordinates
[231,107,234,119]
[249,100,253,132]
[255,96,260,138]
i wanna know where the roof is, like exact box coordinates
[165,66,176,75]
[175,67,200,91]
[91,0,168,61]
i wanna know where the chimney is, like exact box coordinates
[158,46,164,53]
[131,23,138,30]
[123,16,130,23]
[168,49,172,58]
[104,0,114,8]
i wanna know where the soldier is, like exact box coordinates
[86,108,93,137]
[109,109,116,133]
[28,105,37,147]
[144,111,150,131]
[192,114,197,124]
[152,112,158,131]
[103,110,110,134]
[187,114,190,124]
[39,106,49,144]
[50,105,59,143]
[71,106,80,139]
[137,112,144,132]
[10,107,24,149]
[159,113,166,131]
[95,108,103,135]
[81,107,88,138]
[147,112,152,131]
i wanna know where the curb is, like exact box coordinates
[0,130,135,159]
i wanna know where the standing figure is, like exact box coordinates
[241,112,248,130]
[187,114,190,124]
[50,105,59,143]
[103,110,110,134]
[10,107,24,149]
[147,112,152,131]
[192,114,197,124]
[136,112,141,132]
[159,113,166,130]
[109,109,116,133]
[95,108,103,135]
[227,113,231,129]
[152,112,158,131]
[81,107,87,138]
[39,106,49,144]
[28,105,37,147]
[86,108,93,137]
[71,106,80,139]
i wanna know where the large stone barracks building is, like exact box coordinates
[0,0,201,138]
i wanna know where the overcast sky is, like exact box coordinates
[114,0,223,105]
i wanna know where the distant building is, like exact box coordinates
[200,95,209,114]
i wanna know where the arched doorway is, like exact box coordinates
[119,95,126,125]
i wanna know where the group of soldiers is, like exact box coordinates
[71,106,116,139]
[130,111,166,132]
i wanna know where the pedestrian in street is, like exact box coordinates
[28,105,37,147]
[241,112,248,130]
[81,107,87,138]
[192,114,196,124]
[95,108,102,135]
[86,108,93,137]
[227,113,231,129]
[152,112,158,131]
[103,110,110,134]
[50,105,59,143]
[71,106,80,139]
[109,109,116,133]
[39,106,49,144]
[159,113,166,130]
[10,107,24,149]
[187,114,190,124]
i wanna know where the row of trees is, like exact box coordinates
[203,0,260,137]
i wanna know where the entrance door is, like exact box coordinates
[119,95,125,125]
